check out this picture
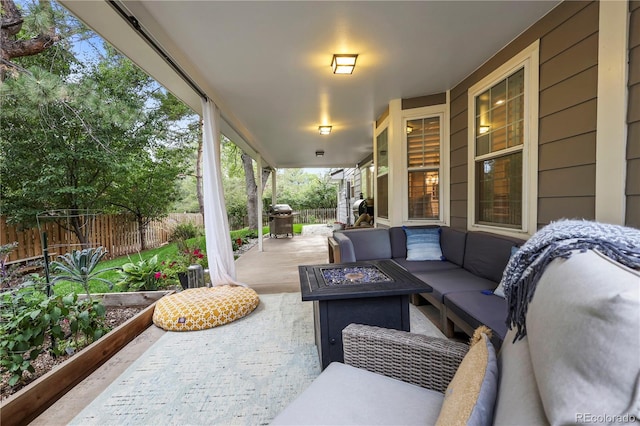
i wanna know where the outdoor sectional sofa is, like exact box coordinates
[331,226,525,347]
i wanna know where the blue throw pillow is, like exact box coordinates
[403,227,444,261]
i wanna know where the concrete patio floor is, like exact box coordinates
[31,230,332,425]
[235,226,332,293]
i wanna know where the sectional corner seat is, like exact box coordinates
[333,226,525,347]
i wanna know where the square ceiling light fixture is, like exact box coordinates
[331,54,358,74]
[318,125,332,135]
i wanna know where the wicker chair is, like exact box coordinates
[272,323,469,425]
[341,323,468,394]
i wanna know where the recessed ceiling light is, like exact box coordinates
[331,54,358,74]
[318,125,332,135]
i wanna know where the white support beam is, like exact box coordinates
[257,156,264,252]
[595,0,629,225]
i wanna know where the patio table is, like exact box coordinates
[299,259,433,369]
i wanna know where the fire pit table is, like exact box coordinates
[299,260,433,369]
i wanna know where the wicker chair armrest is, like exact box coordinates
[342,323,469,393]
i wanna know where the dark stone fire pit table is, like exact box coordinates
[299,260,433,369]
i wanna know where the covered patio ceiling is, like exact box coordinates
[60,1,560,169]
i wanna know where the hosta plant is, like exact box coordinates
[116,254,163,292]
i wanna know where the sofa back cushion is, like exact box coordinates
[463,232,525,283]
[440,227,467,266]
[340,228,392,261]
[493,329,548,424]
[525,250,640,424]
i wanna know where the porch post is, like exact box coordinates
[257,156,264,252]
[595,0,629,225]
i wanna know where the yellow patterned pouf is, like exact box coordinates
[152,286,260,331]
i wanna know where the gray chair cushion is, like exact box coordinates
[393,258,459,274]
[462,232,524,282]
[271,362,444,425]
[413,269,496,303]
[443,291,508,346]
[440,227,467,266]
[340,228,392,261]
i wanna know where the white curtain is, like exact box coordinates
[201,99,247,287]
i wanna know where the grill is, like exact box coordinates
[268,204,295,238]
[352,198,374,220]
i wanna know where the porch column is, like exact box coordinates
[595,0,629,225]
[201,99,246,286]
[257,156,264,252]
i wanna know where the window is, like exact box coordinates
[407,116,441,220]
[468,41,538,236]
[376,128,389,219]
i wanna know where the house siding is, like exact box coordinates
[402,93,447,110]
[448,1,599,232]
[627,1,640,228]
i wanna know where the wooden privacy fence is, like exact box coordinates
[0,213,203,263]
[1,208,336,263]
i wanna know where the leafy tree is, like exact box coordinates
[0,0,62,81]
[108,147,189,250]
[0,7,190,250]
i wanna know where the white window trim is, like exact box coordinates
[374,117,390,226]
[467,40,539,239]
[401,104,449,225]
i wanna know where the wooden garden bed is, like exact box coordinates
[1,291,171,426]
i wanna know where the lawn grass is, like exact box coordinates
[52,226,273,296]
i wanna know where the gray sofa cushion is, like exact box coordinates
[271,362,444,425]
[462,232,524,282]
[493,329,548,425]
[393,258,459,274]
[440,227,467,266]
[335,228,392,261]
[443,291,508,345]
[413,269,496,303]
[525,250,640,424]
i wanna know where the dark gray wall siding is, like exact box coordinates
[401,93,446,110]
[538,133,596,171]
[627,1,640,228]
[448,89,468,230]
[536,1,598,228]
[448,1,597,232]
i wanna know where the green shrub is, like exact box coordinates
[170,222,203,242]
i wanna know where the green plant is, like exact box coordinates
[50,247,118,297]
[116,254,164,291]
[0,284,108,387]
[175,240,208,270]
[170,222,203,242]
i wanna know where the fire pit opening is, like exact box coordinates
[320,265,393,286]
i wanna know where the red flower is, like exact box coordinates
[154,272,162,279]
